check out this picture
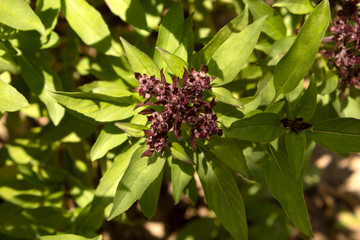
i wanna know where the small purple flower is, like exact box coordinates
[134,65,222,157]
[321,2,360,92]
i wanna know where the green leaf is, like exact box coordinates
[307,118,360,153]
[0,42,19,74]
[139,169,163,219]
[290,77,317,120]
[7,30,61,50]
[285,132,306,179]
[109,145,166,219]
[192,6,248,69]
[0,0,45,36]
[266,145,313,237]
[63,0,113,53]
[36,0,61,36]
[154,2,184,68]
[0,79,29,112]
[105,0,148,31]
[40,234,102,240]
[50,91,138,123]
[16,51,65,125]
[243,0,286,40]
[120,37,160,78]
[211,87,244,109]
[156,47,187,78]
[225,113,283,142]
[90,124,128,161]
[197,150,247,240]
[170,142,194,165]
[209,16,266,86]
[171,157,195,204]
[273,0,314,15]
[274,0,330,94]
[206,136,251,179]
[82,141,142,230]
[115,122,149,138]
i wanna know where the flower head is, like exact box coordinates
[134,65,222,157]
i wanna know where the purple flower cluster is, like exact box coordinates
[321,1,360,91]
[134,65,222,157]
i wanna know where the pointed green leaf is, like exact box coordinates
[291,77,317,120]
[274,0,330,94]
[63,0,113,53]
[197,150,247,240]
[209,16,266,86]
[120,37,160,78]
[36,0,61,36]
[156,47,187,78]
[154,2,184,68]
[211,87,244,109]
[192,6,248,68]
[307,118,360,153]
[285,131,306,179]
[225,113,283,142]
[139,169,163,219]
[171,157,195,204]
[115,122,149,138]
[105,0,148,31]
[0,42,19,74]
[206,136,251,179]
[170,142,194,165]
[40,234,102,240]
[90,124,128,161]
[16,51,65,125]
[0,79,29,112]
[109,145,166,219]
[266,145,313,237]
[50,91,138,123]
[273,0,314,15]
[243,0,286,40]
[0,0,45,36]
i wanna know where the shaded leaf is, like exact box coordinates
[16,51,65,125]
[63,0,114,54]
[105,0,148,31]
[285,131,306,179]
[307,118,360,153]
[170,142,194,165]
[225,113,283,142]
[290,77,317,120]
[206,136,251,179]
[139,169,163,219]
[171,157,195,204]
[109,145,165,219]
[36,0,61,36]
[243,0,286,40]
[0,42,19,74]
[266,145,313,237]
[197,149,247,240]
